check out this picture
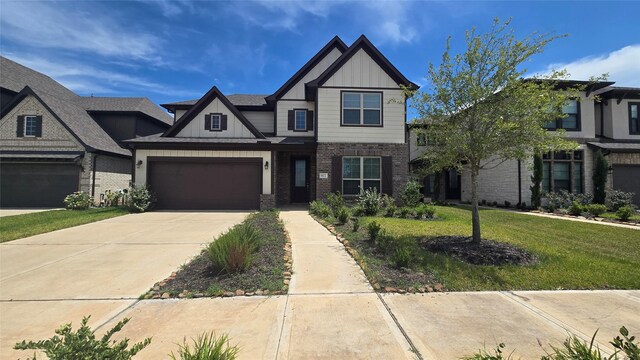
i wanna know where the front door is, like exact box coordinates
[445,168,461,200]
[291,156,310,203]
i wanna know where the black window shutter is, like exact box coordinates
[204,114,212,130]
[331,156,342,193]
[307,111,314,131]
[35,116,43,137]
[288,110,294,130]
[381,156,393,195]
[16,115,24,137]
[221,115,228,130]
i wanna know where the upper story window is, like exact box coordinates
[630,102,640,135]
[342,92,382,126]
[24,116,38,136]
[16,115,42,138]
[416,133,427,146]
[211,114,222,130]
[294,110,307,131]
[544,99,581,131]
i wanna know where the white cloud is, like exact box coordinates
[363,1,419,45]
[0,1,162,63]
[136,0,196,17]
[539,44,640,86]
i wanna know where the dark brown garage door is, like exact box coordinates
[147,158,262,210]
[612,165,640,207]
[0,163,80,207]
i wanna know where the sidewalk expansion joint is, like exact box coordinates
[274,294,290,360]
[375,292,423,360]
[94,299,142,333]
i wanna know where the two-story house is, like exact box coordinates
[0,56,172,208]
[408,80,640,207]
[127,35,418,210]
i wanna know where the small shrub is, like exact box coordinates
[610,326,639,359]
[545,190,593,212]
[607,190,635,211]
[326,191,345,216]
[336,206,350,224]
[127,185,154,213]
[462,343,509,360]
[105,190,123,207]
[169,332,239,360]
[207,223,261,273]
[492,201,498,207]
[401,180,423,207]
[585,204,607,217]
[616,205,635,222]
[415,203,436,219]
[398,207,414,218]
[357,188,383,216]
[374,229,395,254]
[63,191,93,210]
[14,315,151,359]
[384,205,397,217]
[481,199,487,206]
[568,201,584,216]
[381,194,396,209]
[351,205,365,217]
[367,221,382,240]
[352,217,360,232]
[520,202,527,209]
[392,243,411,269]
[309,200,331,218]
[504,201,511,208]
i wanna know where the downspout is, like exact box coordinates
[517,160,522,206]
[91,153,98,198]
[600,102,604,137]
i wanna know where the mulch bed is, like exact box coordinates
[419,236,537,266]
[144,211,290,299]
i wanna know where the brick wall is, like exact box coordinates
[260,194,276,210]
[92,155,131,200]
[316,143,408,201]
[275,151,316,205]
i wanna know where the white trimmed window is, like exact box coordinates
[342,92,382,126]
[211,114,221,130]
[342,156,381,195]
[24,115,38,136]
[294,110,307,131]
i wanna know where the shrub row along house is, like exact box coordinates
[127,35,418,210]
[0,56,173,207]
[410,81,640,207]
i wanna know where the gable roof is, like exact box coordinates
[76,96,173,125]
[265,36,348,101]
[1,56,77,100]
[306,35,419,90]
[1,86,129,157]
[163,86,266,139]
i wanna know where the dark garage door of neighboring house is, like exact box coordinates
[0,163,80,208]
[147,158,262,210]
[613,165,640,207]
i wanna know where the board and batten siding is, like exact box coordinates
[281,47,343,100]
[323,49,398,88]
[242,111,274,134]
[316,87,405,143]
[275,100,314,137]
[175,97,255,138]
[134,149,272,194]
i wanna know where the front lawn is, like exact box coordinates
[337,206,640,291]
[0,208,129,243]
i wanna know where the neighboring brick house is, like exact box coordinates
[127,35,417,210]
[0,56,173,207]
[408,81,640,206]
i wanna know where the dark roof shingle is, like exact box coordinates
[76,97,172,125]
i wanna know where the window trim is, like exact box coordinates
[544,99,582,132]
[340,90,383,127]
[541,150,584,194]
[342,156,382,195]
[293,109,307,132]
[210,113,222,131]
[24,115,38,137]
[629,102,640,135]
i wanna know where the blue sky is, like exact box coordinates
[1,0,638,109]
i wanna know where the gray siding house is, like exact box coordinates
[0,56,173,207]
[128,35,417,210]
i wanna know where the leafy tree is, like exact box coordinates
[531,153,544,208]
[406,18,599,243]
[592,150,608,204]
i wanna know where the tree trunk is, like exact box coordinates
[470,166,481,243]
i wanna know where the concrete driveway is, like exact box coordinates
[0,211,248,358]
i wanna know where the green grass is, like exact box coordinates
[0,208,129,243]
[358,206,640,291]
[600,211,640,222]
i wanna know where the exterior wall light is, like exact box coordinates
[264,161,269,170]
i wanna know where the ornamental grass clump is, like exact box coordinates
[169,332,239,360]
[207,223,261,273]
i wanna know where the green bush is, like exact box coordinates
[105,190,123,207]
[14,315,151,359]
[374,229,394,254]
[169,332,239,360]
[352,217,360,232]
[392,242,412,269]
[357,188,383,216]
[309,200,331,218]
[351,205,365,217]
[325,191,345,217]
[415,203,436,220]
[607,190,635,212]
[616,206,635,222]
[384,205,397,217]
[585,204,607,217]
[381,194,396,209]
[126,186,154,213]
[545,191,593,212]
[462,343,508,360]
[401,180,423,207]
[336,206,350,225]
[568,201,584,216]
[207,223,261,273]
[398,206,414,218]
[366,221,381,240]
[63,191,93,210]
